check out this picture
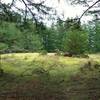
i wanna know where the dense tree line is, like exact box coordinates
[0,18,100,54]
[0,3,100,54]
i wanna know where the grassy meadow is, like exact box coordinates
[0,53,100,100]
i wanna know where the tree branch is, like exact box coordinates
[9,0,15,8]
[79,0,100,21]
[21,0,37,21]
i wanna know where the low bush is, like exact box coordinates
[0,43,8,53]
[39,50,47,55]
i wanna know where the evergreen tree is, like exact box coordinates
[94,21,100,52]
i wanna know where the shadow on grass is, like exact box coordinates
[0,66,100,100]
[0,69,68,100]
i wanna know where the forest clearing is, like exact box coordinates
[0,53,100,100]
[0,0,100,99]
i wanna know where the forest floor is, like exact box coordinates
[0,53,100,100]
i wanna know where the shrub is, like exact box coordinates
[80,54,89,58]
[63,29,88,55]
[0,42,8,53]
[63,52,72,57]
[55,49,64,56]
[39,50,47,55]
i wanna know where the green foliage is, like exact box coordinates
[0,21,43,53]
[94,21,100,52]
[0,22,24,52]
[0,42,8,53]
[63,29,88,54]
[87,20,100,52]
[0,10,100,54]
[39,50,47,55]
[55,49,63,56]
[22,31,43,52]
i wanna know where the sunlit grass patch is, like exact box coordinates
[89,53,100,63]
[1,53,83,79]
